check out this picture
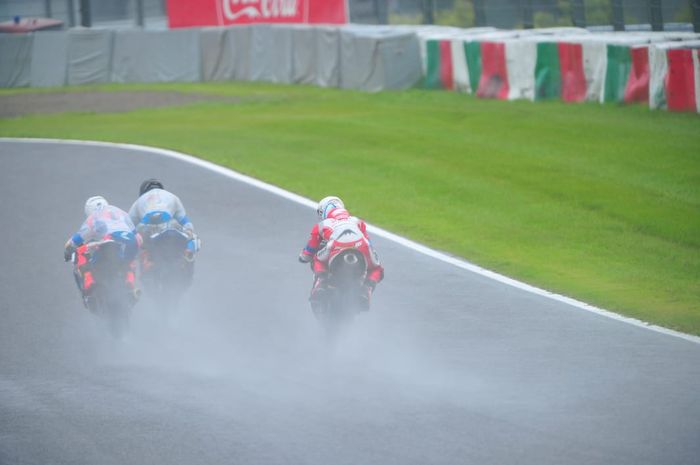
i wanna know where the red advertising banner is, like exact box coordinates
[167,0,348,28]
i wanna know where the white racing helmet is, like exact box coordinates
[84,196,109,216]
[317,196,344,219]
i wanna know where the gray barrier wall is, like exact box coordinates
[0,24,423,91]
[112,29,201,83]
[250,25,294,84]
[0,34,33,87]
[340,28,421,91]
[30,31,68,87]
[67,30,113,85]
[200,27,235,82]
[293,25,342,87]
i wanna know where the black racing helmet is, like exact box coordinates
[139,178,164,196]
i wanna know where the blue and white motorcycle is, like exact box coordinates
[138,214,199,309]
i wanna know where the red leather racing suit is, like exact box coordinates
[299,208,384,286]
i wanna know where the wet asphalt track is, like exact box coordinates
[1,140,699,465]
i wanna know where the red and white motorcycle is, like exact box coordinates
[313,221,378,339]
[69,238,138,338]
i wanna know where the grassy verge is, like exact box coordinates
[1,82,699,334]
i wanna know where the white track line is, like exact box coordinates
[3,137,699,345]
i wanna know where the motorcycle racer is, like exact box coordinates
[129,179,200,274]
[299,196,384,310]
[63,196,139,307]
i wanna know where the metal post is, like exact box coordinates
[373,0,388,24]
[473,0,486,27]
[571,0,586,28]
[692,0,700,33]
[611,0,624,31]
[79,0,91,27]
[45,0,53,17]
[135,0,145,27]
[520,0,533,29]
[649,0,663,31]
[422,0,434,25]
[67,0,76,26]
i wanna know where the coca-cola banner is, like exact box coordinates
[167,0,348,28]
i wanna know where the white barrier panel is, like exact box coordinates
[30,31,68,87]
[0,34,33,87]
[505,40,537,101]
[112,29,201,83]
[582,41,607,102]
[450,39,470,93]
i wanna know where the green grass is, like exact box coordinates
[1,82,699,334]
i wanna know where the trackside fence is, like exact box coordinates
[1,24,698,113]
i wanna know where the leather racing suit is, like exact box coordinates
[128,188,198,274]
[65,205,139,302]
[299,208,384,309]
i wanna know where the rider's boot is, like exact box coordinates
[125,269,140,305]
[82,271,96,310]
[309,273,329,313]
[73,269,85,306]
[141,250,154,273]
[358,280,376,311]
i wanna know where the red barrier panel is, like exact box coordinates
[558,43,586,103]
[476,42,509,100]
[439,41,454,91]
[623,47,649,103]
[167,0,347,28]
[666,49,697,112]
[167,0,217,28]
[307,0,347,23]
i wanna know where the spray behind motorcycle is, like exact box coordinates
[72,239,136,338]
[140,222,195,309]
[313,228,373,343]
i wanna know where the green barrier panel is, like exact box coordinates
[425,39,441,89]
[464,41,482,94]
[604,44,631,103]
[535,42,561,101]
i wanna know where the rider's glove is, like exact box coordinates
[185,237,200,260]
[64,244,75,262]
[298,252,311,263]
